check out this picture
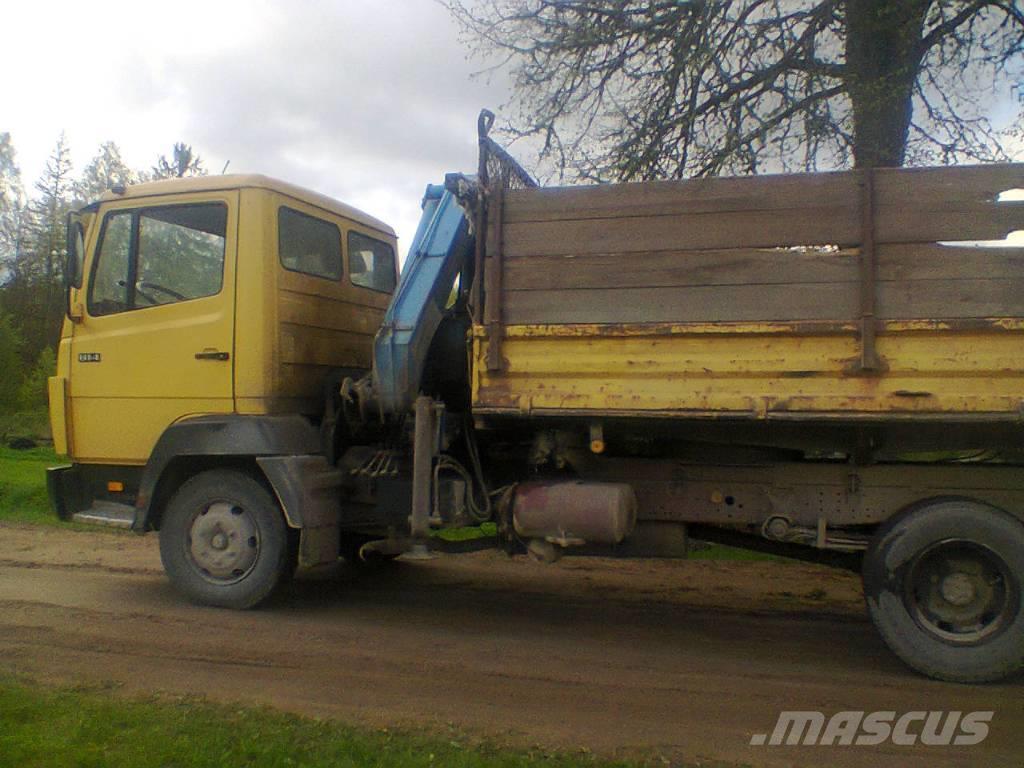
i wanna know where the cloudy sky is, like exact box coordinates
[5,1,1022,253]
[5,0,509,252]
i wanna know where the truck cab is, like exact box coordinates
[48,175,397,533]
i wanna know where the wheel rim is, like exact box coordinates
[187,501,260,584]
[904,539,1018,646]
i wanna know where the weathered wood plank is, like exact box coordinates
[877,279,1024,320]
[877,244,1024,281]
[504,171,856,223]
[502,203,1022,257]
[503,210,860,257]
[503,276,1024,325]
[875,202,1024,244]
[503,244,1024,292]
[504,248,858,291]
[503,283,858,325]
[874,164,1024,207]
[504,164,1023,224]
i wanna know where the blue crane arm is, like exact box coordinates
[371,180,474,415]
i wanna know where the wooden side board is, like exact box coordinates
[503,164,1023,224]
[493,164,1024,326]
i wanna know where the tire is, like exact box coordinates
[159,469,290,609]
[862,498,1024,683]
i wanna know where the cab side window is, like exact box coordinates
[278,207,342,280]
[88,203,227,316]
[348,231,396,293]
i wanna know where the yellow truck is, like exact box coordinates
[49,112,1024,683]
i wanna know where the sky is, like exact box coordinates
[3,0,510,254]
[3,1,1022,253]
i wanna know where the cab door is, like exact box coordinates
[69,192,238,464]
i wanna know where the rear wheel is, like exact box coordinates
[159,469,290,609]
[862,499,1024,683]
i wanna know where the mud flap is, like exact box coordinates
[46,464,80,521]
[256,455,343,568]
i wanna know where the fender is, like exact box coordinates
[132,414,327,531]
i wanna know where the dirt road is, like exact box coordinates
[0,522,1020,767]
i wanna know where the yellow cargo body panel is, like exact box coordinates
[472,321,1024,419]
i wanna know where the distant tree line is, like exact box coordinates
[0,134,206,441]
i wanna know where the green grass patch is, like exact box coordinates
[0,678,660,768]
[435,521,499,542]
[0,445,60,525]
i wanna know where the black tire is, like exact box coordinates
[862,498,1024,683]
[159,469,290,609]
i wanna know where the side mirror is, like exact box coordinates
[65,215,86,322]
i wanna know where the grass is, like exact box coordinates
[0,445,60,525]
[435,521,499,541]
[0,678,661,768]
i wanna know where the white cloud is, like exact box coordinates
[4,0,1020,255]
[4,0,507,253]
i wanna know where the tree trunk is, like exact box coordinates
[845,0,931,168]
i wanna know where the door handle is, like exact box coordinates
[195,350,230,361]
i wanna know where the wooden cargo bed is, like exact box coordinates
[471,164,1024,426]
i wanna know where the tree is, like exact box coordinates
[25,134,74,350]
[446,0,1024,180]
[0,133,25,274]
[0,312,24,432]
[0,134,38,369]
[76,141,136,203]
[19,345,55,415]
[151,143,206,179]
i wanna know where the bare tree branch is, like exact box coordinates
[444,0,1024,178]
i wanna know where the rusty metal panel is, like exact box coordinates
[855,169,881,372]
[483,184,506,371]
[471,321,1024,420]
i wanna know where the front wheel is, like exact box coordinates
[159,469,291,609]
[863,499,1024,683]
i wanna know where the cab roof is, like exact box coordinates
[96,174,395,237]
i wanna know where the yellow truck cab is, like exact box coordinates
[48,175,397,581]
